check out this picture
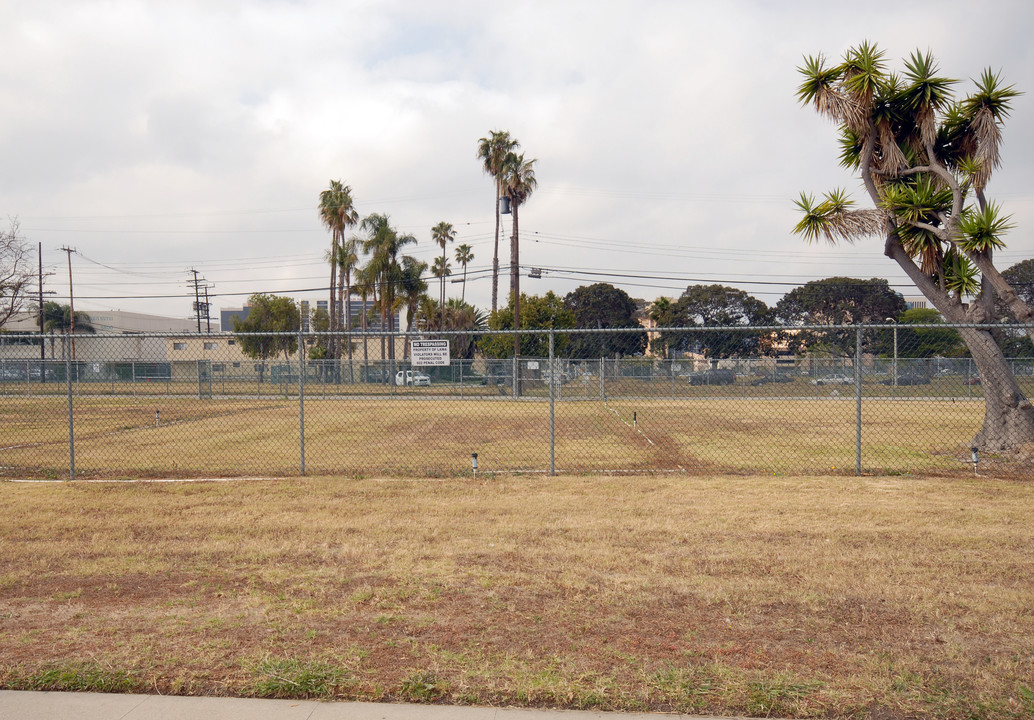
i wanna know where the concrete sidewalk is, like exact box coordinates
[0,691,737,719]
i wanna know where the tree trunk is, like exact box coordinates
[491,179,500,313]
[959,327,1034,452]
[885,234,1034,453]
[328,233,338,361]
[344,276,353,383]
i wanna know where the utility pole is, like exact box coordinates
[203,283,213,333]
[38,243,45,363]
[188,269,211,333]
[59,247,76,360]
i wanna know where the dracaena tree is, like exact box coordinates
[795,42,1034,453]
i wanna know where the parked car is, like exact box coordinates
[395,370,431,387]
[0,367,27,380]
[811,373,854,386]
[881,373,930,386]
[750,374,794,386]
[688,369,735,386]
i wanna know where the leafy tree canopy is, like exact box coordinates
[564,283,646,358]
[233,293,300,363]
[776,277,905,356]
[776,277,905,326]
[664,285,773,358]
[885,308,965,358]
[480,292,574,358]
[1000,259,1034,317]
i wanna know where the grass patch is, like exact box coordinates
[248,657,344,698]
[6,661,138,693]
[0,474,1031,717]
[2,393,1020,479]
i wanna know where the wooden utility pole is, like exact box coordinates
[59,247,76,359]
[38,243,45,363]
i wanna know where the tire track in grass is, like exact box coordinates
[602,399,686,472]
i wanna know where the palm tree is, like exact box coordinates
[454,244,474,302]
[318,180,359,359]
[431,221,457,329]
[353,267,375,376]
[501,151,538,362]
[431,256,452,292]
[361,213,416,365]
[39,302,94,359]
[415,295,441,331]
[338,235,361,379]
[398,257,429,359]
[648,296,679,359]
[477,130,518,312]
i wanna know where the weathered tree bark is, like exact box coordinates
[958,326,1034,451]
[885,233,1034,452]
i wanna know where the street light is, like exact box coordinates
[885,318,897,389]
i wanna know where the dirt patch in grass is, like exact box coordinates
[1,474,1032,717]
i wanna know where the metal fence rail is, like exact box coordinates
[2,324,1031,479]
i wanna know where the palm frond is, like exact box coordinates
[839,41,887,103]
[900,50,957,149]
[944,248,980,297]
[837,128,863,169]
[793,191,884,244]
[956,201,1013,252]
[898,224,944,275]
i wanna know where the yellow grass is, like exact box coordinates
[0,395,1003,479]
[0,474,1031,718]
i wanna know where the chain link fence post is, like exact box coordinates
[298,326,306,476]
[549,329,556,476]
[856,325,862,477]
[65,342,74,480]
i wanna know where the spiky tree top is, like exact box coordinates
[794,43,1020,305]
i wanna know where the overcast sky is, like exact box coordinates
[4,0,1033,329]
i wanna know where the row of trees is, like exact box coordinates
[315,182,480,367]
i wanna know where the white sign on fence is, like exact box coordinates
[411,339,450,366]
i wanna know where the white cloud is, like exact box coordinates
[2,0,1032,319]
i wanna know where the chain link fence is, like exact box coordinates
[2,324,1032,479]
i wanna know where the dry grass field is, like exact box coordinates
[0,394,1012,480]
[1,474,1032,719]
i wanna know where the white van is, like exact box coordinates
[395,369,431,386]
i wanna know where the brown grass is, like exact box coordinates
[1,474,1032,718]
[1,395,1013,480]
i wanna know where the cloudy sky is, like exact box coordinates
[4,0,1033,329]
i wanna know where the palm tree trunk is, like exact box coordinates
[361,294,369,376]
[440,246,447,330]
[328,233,338,361]
[344,275,354,383]
[461,264,468,302]
[512,204,520,359]
[491,179,500,313]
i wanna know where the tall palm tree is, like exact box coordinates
[431,221,457,329]
[430,255,452,321]
[318,180,359,359]
[338,235,361,378]
[477,130,518,313]
[454,244,474,302]
[399,257,428,359]
[353,267,375,374]
[361,213,416,364]
[501,151,538,361]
